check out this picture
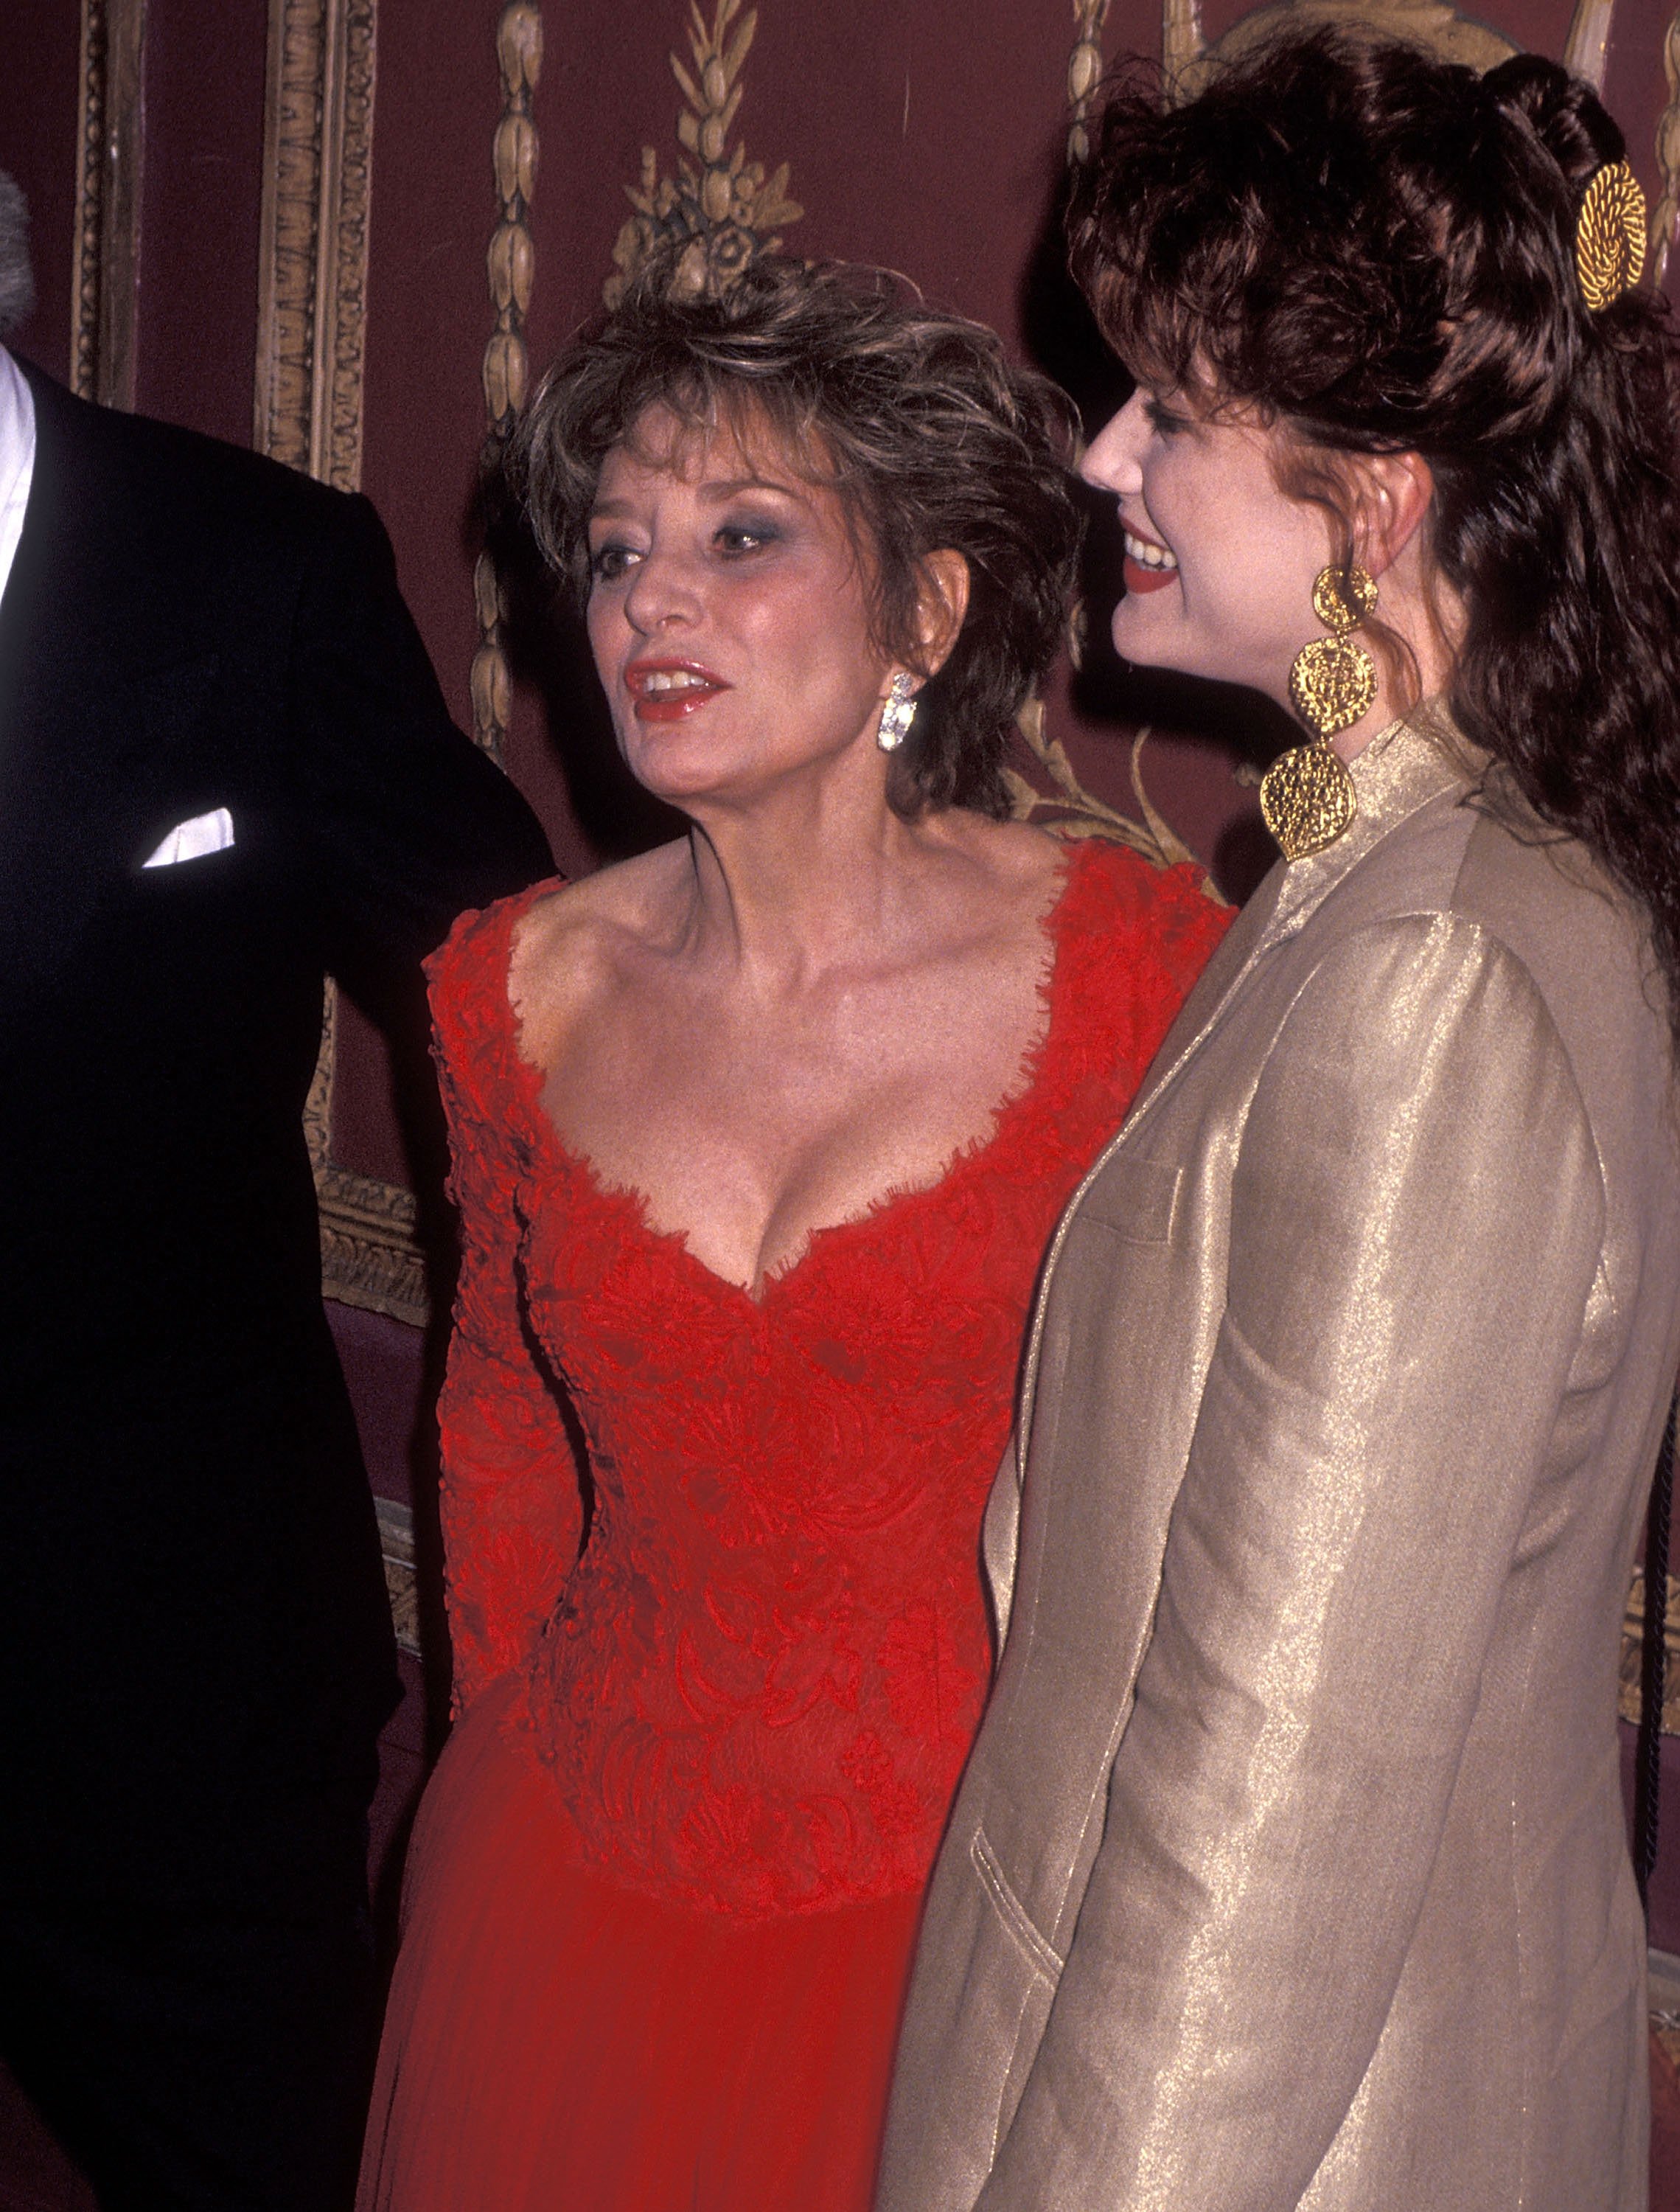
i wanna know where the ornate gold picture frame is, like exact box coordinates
[251,0,431,1325]
[71,0,145,408]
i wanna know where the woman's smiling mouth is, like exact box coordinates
[1122,525,1179,595]
[624,660,733,721]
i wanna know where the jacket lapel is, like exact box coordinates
[1016,717,1478,1449]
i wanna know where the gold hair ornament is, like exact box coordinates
[1260,563,1378,861]
[1576,161,1648,313]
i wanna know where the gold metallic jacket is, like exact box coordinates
[878,714,1680,2212]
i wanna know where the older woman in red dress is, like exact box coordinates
[358,259,1228,2211]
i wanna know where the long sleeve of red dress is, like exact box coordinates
[429,902,584,1714]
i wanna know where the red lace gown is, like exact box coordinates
[358,838,1227,2212]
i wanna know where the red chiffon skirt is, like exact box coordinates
[357,1677,924,2211]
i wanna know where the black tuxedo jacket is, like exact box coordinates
[0,365,552,1909]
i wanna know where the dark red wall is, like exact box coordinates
[2,1,81,380]
[6,0,1679,1897]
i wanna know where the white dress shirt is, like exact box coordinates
[0,345,37,613]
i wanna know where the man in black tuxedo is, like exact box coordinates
[0,178,553,2206]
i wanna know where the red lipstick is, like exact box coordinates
[1123,557,1179,596]
[623,658,731,723]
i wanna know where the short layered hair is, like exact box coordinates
[509,256,1083,819]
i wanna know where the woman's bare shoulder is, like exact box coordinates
[915,809,1070,927]
[506,841,690,1063]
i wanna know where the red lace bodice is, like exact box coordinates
[427,839,1227,1918]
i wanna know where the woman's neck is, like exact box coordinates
[1331,538,1462,765]
[672,763,938,993]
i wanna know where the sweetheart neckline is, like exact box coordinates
[494,845,1088,1306]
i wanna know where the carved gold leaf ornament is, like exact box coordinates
[1623,1568,1680,1734]
[1168,0,1516,100]
[1039,0,1216,893]
[1656,9,1679,292]
[1576,159,1648,311]
[1067,0,1112,164]
[606,0,801,306]
[473,3,543,768]
[1008,703,1219,895]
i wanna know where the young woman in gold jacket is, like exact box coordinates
[880,29,1680,2212]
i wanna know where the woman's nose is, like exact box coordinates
[621,546,701,634]
[1079,391,1148,496]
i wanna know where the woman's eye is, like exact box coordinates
[589,542,638,582]
[714,521,778,557]
[1145,400,1191,439]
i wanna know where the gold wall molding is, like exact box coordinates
[1159,0,1670,276]
[1656,7,1679,293]
[472,3,543,765]
[607,0,802,306]
[71,0,145,408]
[1562,0,1614,88]
[316,1161,428,1329]
[376,1495,420,1656]
[1621,1568,1680,1736]
[1169,0,1515,93]
[1163,0,1205,88]
[254,0,378,487]
[1162,0,1680,97]
[303,973,338,1180]
[1067,0,1112,164]
[252,0,422,1324]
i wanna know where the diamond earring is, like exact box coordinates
[876,672,918,753]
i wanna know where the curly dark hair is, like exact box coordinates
[508,255,1084,818]
[1069,28,1680,1034]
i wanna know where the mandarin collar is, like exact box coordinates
[1261,701,1485,947]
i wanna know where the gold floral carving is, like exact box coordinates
[1067,0,1112,164]
[71,0,145,409]
[1169,0,1514,94]
[254,0,377,488]
[1007,703,1216,894]
[473,4,543,766]
[1163,0,1206,89]
[607,0,802,306]
[1048,7,1212,888]
[1655,7,1680,293]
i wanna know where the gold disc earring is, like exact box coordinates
[1260,563,1377,861]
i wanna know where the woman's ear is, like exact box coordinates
[1351,451,1435,580]
[912,549,970,675]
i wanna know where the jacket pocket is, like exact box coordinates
[1075,1151,1183,1245]
[970,1825,1063,2159]
[971,1826,1064,1984]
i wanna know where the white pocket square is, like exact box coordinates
[142,807,234,869]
